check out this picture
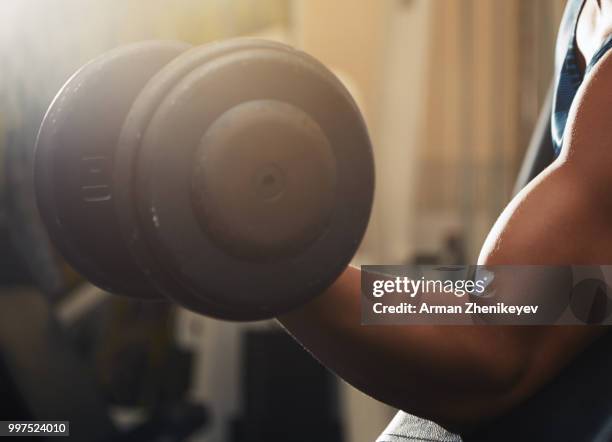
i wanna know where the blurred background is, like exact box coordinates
[0,0,566,441]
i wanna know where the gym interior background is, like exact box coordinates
[0,0,565,441]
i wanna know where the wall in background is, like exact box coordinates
[292,0,565,267]
[414,0,566,261]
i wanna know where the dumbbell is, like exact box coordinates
[34,39,374,321]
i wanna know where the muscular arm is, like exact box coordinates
[278,50,612,432]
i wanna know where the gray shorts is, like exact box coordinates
[377,412,462,442]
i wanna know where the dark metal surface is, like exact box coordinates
[35,38,374,320]
[192,100,337,261]
[34,41,190,300]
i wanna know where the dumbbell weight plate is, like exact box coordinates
[115,40,306,316]
[116,40,375,319]
[34,41,191,299]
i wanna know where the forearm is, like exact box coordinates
[278,266,543,430]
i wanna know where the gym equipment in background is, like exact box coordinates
[34,39,374,321]
[230,330,342,442]
[0,287,208,442]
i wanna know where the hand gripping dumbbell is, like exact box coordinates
[34,39,374,320]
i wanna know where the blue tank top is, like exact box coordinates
[552,0,612,156]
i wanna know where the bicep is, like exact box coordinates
[482,49,612,266]
[479,162,606,266]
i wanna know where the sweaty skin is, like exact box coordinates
[279,0,612,432]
